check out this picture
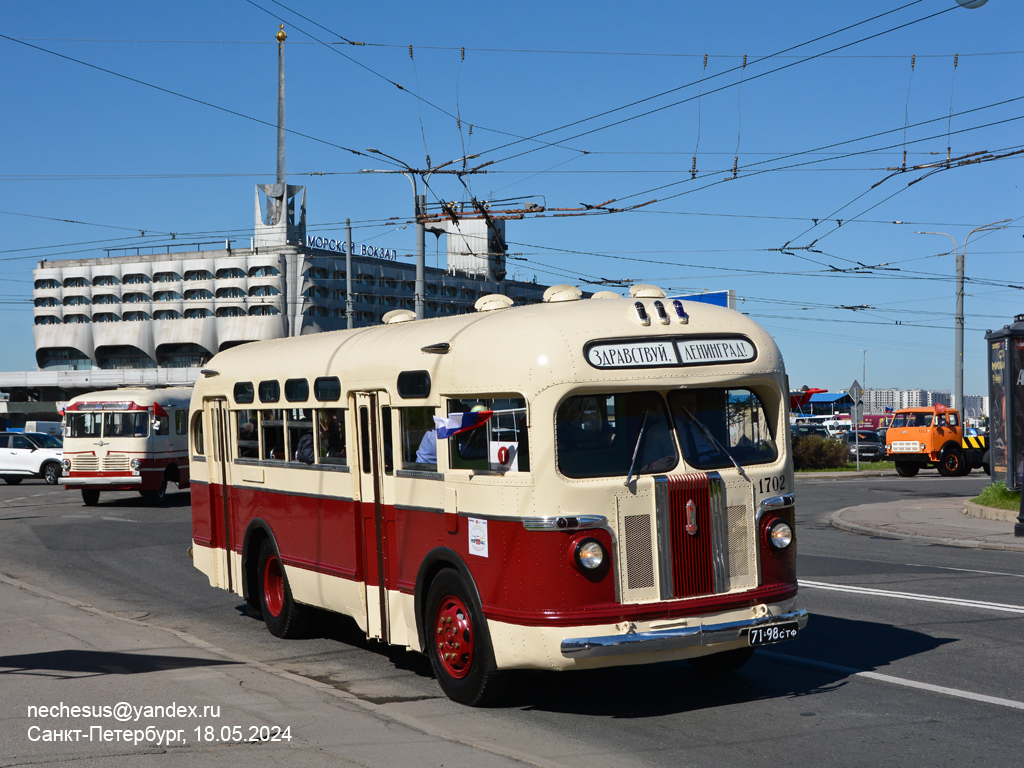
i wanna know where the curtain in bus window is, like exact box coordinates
[668,389,777,470]
[260,410,285,460]
[316,409,346,465]
[103,412,149,438]
[556,392,675,478]
[67,413,102,438]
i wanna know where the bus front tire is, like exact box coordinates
[81,489,100,506]
[688,646,755,675]
[424,569,503,706]
[141,475,168,504]
[257,539,307,639]
[895,463,919,478]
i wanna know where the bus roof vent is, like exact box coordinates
[543,284,583,303]
[382,309,416,324]
[474,294,515,312]
[629,284,666,299]
[591,290,622,300]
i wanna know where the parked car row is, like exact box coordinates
[790,424,886,462]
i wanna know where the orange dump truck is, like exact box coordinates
[885,405,989,477]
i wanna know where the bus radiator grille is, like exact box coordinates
[102,455,131,472]
[666,473,716,598]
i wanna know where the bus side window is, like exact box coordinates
[236,410,258,458]
[401,406,436,471]
[176,410,187,435]
[288,409,314,464]
[317,408,346,465]
[156,414,170,436]
[261,409,285,461]
[448,396,529,472]
[191,412,205,456]
[381,407,394,475]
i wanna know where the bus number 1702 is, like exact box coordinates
[757,475,785,494]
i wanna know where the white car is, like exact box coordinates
[0,431,64,485]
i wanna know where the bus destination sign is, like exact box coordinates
[585,336,756,369]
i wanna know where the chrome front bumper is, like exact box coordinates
[560,608,808,659]
[64,475,142,486]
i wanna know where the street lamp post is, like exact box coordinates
[916,220,1009,412]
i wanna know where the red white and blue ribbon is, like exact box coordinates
[433,411,493,439]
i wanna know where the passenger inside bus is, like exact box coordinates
[318,409,346,464]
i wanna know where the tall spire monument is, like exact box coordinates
[255,24,305,249]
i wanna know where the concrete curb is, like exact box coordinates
[963,499,1019,523]
[829,509,1024,553]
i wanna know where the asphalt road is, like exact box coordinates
[1,472,1021,768]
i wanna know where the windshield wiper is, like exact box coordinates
[624,411,649,487]
[678,403,752,483]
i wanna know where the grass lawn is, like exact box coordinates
[972,482,1022,511]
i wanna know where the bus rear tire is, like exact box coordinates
[257,539,308,639]
[81,489,100,506]
[895,463,919,478]
[425,569,503,706]
[688,646,755,675]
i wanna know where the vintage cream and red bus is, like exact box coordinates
[62,387,192,505]
[188,285,806,705]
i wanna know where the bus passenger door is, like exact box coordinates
[354,391,396,642]
[203,397,234,592]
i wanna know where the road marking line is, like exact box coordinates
[800,580,1024,614]
[100,516,139,523]
[760,651,1024,711]
[804,553,1024,580]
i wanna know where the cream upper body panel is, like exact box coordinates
[192,297,785,407]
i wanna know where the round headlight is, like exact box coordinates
[767,520,794,550]
[919,442,927,451]
[575,539,605,570]
[60,459,71,471]
[130,458,141,470]
[885,444,891,452]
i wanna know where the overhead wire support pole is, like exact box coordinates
[361,150,485,320]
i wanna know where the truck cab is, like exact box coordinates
[885,406,988,477]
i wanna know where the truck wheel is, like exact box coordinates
[938,448,963,477]
[257,539,308,639]
[895,463,919,478]
[81,489,100,506]
[425,569,504,706]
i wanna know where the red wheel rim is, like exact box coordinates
[263,554,285,618]
[434,595,475,679]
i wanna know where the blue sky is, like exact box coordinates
[2,1,1020,397]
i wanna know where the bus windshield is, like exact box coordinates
[668,388,777,470]
[556,391,677,479]
[101,411,149,438]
